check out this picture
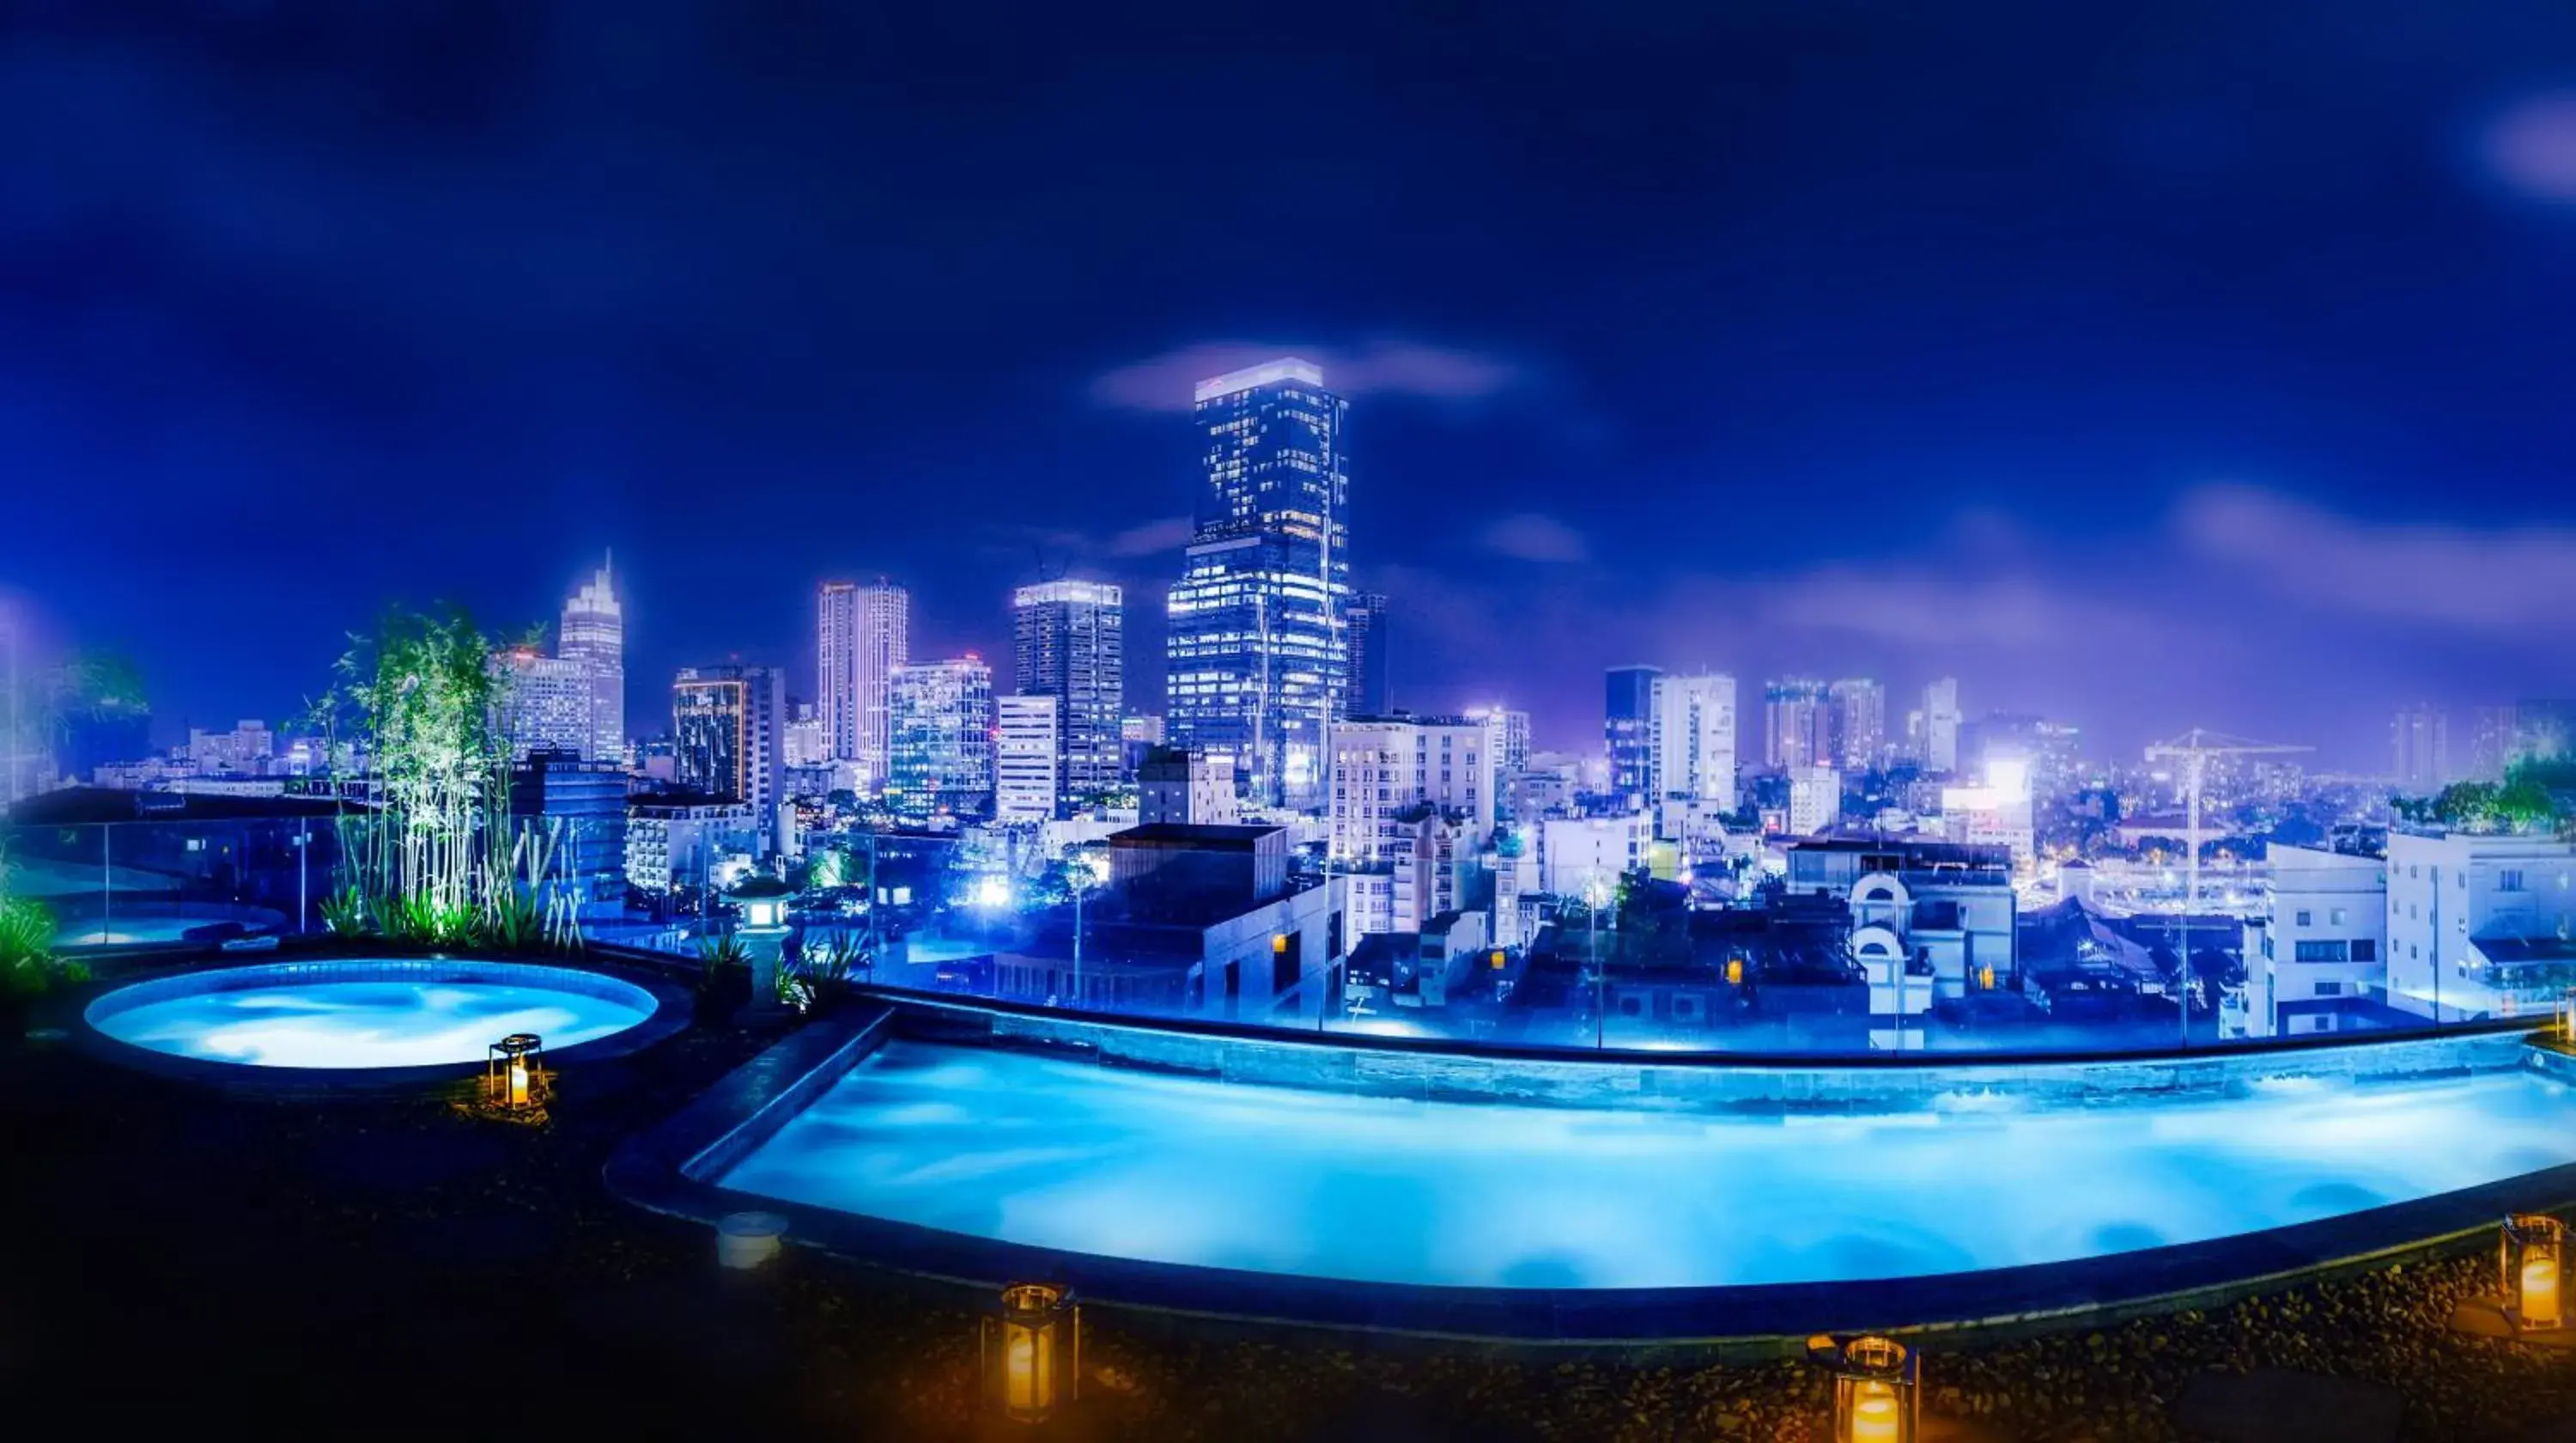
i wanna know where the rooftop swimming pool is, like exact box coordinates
[85,959,659,1070]
[716,1038,2576,1291]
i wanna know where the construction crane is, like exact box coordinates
[2142,728,2312,1046]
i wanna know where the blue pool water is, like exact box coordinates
[57,916,223,948]
[719,1041,2576,1289]
[87,960,656,1069]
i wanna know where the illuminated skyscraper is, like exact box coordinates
[817,580,908,790]
[1828,678,1886,770]
[1343,592,1389,717]
[1603,666,1662,810]
[558,557,625,762]
[493,648,592,761]
[1764,678,1831,770]
[1164,359,1350,808]
[671,663,788,855]
[1012,578,1124,801]
[2391,703,2451,791]
[889,657,995,822]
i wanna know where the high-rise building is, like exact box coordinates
[1328,714,1494,862]
[1764,678,1832,770]
[1012,579,1124,802]
[1343,592,1390,718]
[1465,704,1531,781]
[1164,359,1351,808]
[993,694,1060,825]
[817,581,908,790]
[1828,678,1886,770]
[1924,677,1962,774]
[671,664,788,855]
[1137,746,1237,825]
[2391,704,2450,792]
[558,557,625,763]
[493,648,594,761]
[1652,673,1737,810]
[1788,765,1842,837]
[1603,666,1662,809]
[888,657,994,822]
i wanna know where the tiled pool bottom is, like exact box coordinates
[717,1040,2576,1291]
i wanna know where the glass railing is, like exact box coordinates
[5,807,2494,1059]
[1,815,334,951]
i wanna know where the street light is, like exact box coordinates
[1068,846,1109,1010]
[1583,871,1613,1050]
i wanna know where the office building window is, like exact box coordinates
[2330,908,2347,925]
[2353,940,2377,962]
[2294,940,2348,963]
[2501,869,2526,892]
[2295,910,2312,927]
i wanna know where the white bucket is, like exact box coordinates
[716,1211,787,1270]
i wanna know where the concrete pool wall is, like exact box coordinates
[607,993,2576,1350]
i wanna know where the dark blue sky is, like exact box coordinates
[5,1,2576,767]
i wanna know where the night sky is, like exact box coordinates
[6,2,2576,768]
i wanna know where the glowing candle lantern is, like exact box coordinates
[1808,1333,1918,1443]
[484,1032,544,1111]
[2506,1214,2565,1331]
[1978,964,1996,991]
[1726,958,1744,985]
[983,1282,1078,1423]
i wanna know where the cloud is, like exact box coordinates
[1090,339,1521,412]
[1103,514,1195,557]
[1479,512,1591,563]
[2175,484,2576,631]
[2482,92,2576,204]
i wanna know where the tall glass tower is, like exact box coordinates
[1164,358,1350,808]
[558,556,624,763]
[1012,579,1124,801]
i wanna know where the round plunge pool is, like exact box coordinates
[83,959,661,1070]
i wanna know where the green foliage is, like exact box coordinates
[2395,758,2572,835]
[305,606,584,958]
[2,894,61,1002]
[782,932,868,1014]
[319,884,374,937]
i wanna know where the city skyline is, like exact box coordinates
[8,8,2576,766]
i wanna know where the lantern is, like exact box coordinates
[983,1282,1078,1423]
[1725,958,1744,985]
[2506,1214,2565,1331]
[485,1032,544,1111]
[1978,964,1996,991]
[1808,1333,1918,1443]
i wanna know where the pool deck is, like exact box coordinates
[606,994,2576,1355]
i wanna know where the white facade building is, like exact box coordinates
[2385,831,2576,1021]
[2236,843,2388,1038]
[1538,814,1651,897]
[817,581,908,790]
[994,694,1061,825]
[1327,715,1494,862]
[1941,756,2036,867]
[1650,673,1737,813]
[1787,765,1841,837]
[493,650,592,761]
